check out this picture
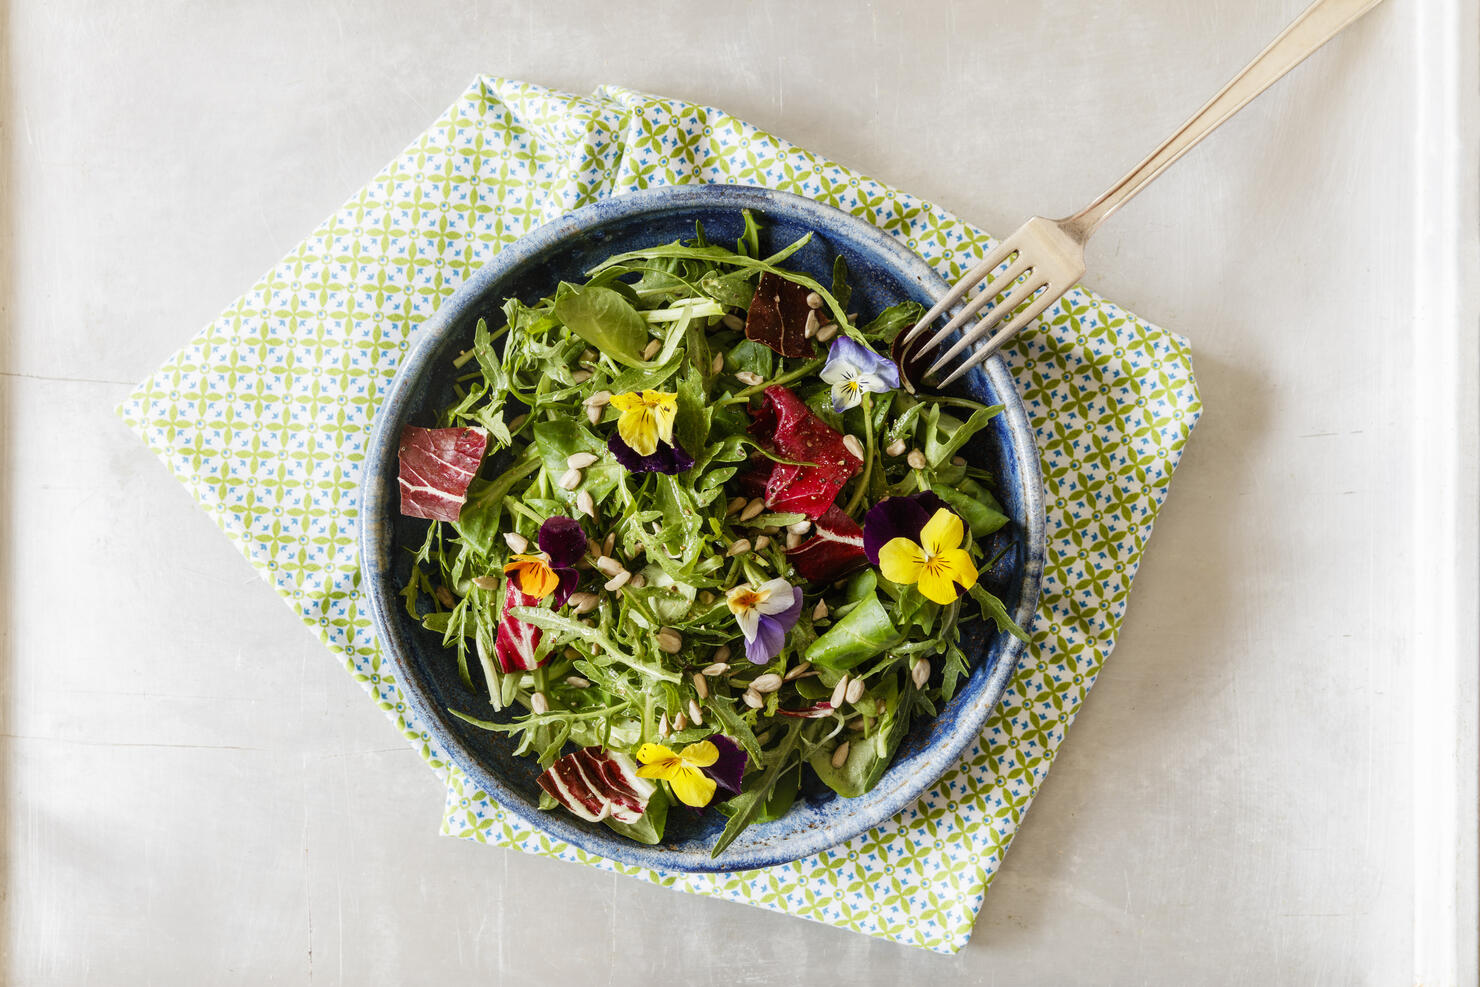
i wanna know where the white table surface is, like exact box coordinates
[5,1,1475,983]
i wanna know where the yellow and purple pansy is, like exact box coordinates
[607,389,693,474]
[876,507,979,605]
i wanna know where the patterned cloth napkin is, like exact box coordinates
[119,78,1200,953]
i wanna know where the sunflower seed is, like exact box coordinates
[581,348,597,363]
[564,646,581,661]
[576,489,596,519]
[568,592,599,614]
[726,496,747,516]
[812,599,828,620]
[911,657,931,689]
[786,532,803,549]
[658,713,671,738]
[751,673,783,694]
[784,661,812,681]
[742,688,764,710]
[594,555,623,577]
[846,717,863,731]
[951,455,967,467]
[501,531,529,554]
[692,672,709,699]
[816,322,838,343]
[845,677,866,705]
[698,590,715,606]
[566,451,598,469]
[508,413,528,431]
[842,434,864,459]
[602,532,615,556]
[688,699,704,726]
[735,370,764,387]
[702,662,729,676]
[471,574,499,590]
[629,573,647,589]
[674,712,688,732]
[829,676,849,709]
[712,352,726,374]
[720,312,744,331]
[586,403,603,425]
[714,645,732,663]
[754,535,771,551]
[805,291,823,310]
[907,448,928,470]
[530,692,549,715]
[656,628,683,654]
[558,468,582,491]
[885,438,907,457]
[584,389,612,408]
[726,538,751,557]
[603,570,631,591]
[571,369,593,384]
[803,309,819,338]
[740,497,766,522]
[831,741,851,768]
[787,520,812,536]
[640,338,661,360]
[435,585,455,608]
[566,675,591,689]
[755,729,775,746]
[876,698,887,715]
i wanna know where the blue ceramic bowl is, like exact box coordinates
[359,184,1044,872]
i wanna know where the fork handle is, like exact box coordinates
[1060,0,1386,242]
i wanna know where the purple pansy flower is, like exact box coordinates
[819,337,901,413]
[725,577,804,665]
[861,491,949,564]
[700,734,748,798]
[607,433,695,475]
[537,515,587,607]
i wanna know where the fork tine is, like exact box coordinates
[897,238,1019,350]
[934,290,1060,388]
[925,278,1047,375]
[918,257,1036,360]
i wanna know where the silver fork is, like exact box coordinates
[899,0,1386,389]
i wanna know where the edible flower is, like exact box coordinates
[611,390,677,457]
[635,740,720,808]
[503,515,585,606]
[819,337,900,413]
[607,433,695,475]
[861,491,949,564]
[703,734,748,798]
[726,577,804,665]
[877,507,979,605]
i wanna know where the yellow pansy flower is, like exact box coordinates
[503,553,559,599]
[634,740,718,807]
[877,508,979,605]
[610,390,677,457]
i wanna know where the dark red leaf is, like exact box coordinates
[786,505,868,583]
[537,748,655,824]
[748,386,862,518]
[494,583,544,673]
[744,271,818,359]
[397,425,488,521]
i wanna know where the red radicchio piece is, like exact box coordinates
[494,584,543,673]
[397,425,488,522]
[537,747,655,824]
[748,386,862,519]
[786,505,868,583]
[777,702,835,719]
[744,271,818,359]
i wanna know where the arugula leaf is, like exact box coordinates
[830,255,852,312]
[860,301,925,344]
[711,721,803,857]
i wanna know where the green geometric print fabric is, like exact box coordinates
[118,78,1201,954]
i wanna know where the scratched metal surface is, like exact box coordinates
[0,0,1444,982]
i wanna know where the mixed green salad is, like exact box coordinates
[396,213,1026,855]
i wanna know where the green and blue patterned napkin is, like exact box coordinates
[118,78,1200,953]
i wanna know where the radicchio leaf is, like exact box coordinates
[397,425,488,521]
[744,271,818,359]
[747,385,862,518]
[494,584,544,673]
[786,505,867,583]
[537,747,655,824]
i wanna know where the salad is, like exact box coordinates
[396,213,1026,855]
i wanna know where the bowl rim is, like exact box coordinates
[357,183,1045,872]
